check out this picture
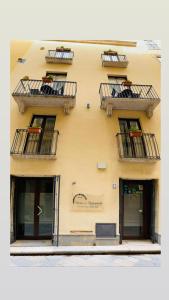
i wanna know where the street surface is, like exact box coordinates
[10,254,160,267]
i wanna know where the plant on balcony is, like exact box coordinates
[22,75,29,81]
[28,126,42,134]
[56,46,71,52]
[42,75,53,83]
[104,50,118,56]
[122,80,132,87]
[129,126,142,137]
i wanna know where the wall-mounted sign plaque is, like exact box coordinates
[72,193,104,212]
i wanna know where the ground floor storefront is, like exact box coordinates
[10,175,161,247]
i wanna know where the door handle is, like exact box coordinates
[138,209,143,213]
[37,205,43,216]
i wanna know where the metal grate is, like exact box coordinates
[96,223,116,238]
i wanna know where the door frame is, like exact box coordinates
[12,175,59,241]
[119,179,155,243]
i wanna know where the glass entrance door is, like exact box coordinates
[15,177,54,239]
[123,182,144,238]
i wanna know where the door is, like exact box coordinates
[24,115,56,155]
[46,72,67,95]
[15,177,55,239]
[121,180,152,239]
[108,75,127,94]
[119,118,146,158]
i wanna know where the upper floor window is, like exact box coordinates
[46,72,67,81]
[108,75,127,84]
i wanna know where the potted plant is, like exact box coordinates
[104,50,118,56]
[56,46,71,52]
[122,80,132,87]
[129,126,142,137]
[28,126,42,134]
[42,75,53,83]
[22,75,29,81]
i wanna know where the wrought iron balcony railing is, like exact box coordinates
[101,54,128,67]
[99,83,160,117]
[100,83,159,100]
[116,132,160,161]
[10,129,59,159]
[12,79,77,113]
[13,79,77,97]
[47,50,74,60]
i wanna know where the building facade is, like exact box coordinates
[10,40,161,246]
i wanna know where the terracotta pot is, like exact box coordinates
[129,131,142,138]
[28,127,41,134]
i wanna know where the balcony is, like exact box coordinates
[100,83,160,117]
[116,132,160,162]
[12,79,77,114]
[101,54,128,67]
[45,49,74,64]
[10,129,59,159]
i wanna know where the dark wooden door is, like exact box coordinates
[15,177,54,239]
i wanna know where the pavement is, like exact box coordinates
[10,240,161,256]
[10,254,161,267]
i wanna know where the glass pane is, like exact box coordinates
[38,180,54,236]
[40,118,55,154]
[16,180,35,237]
[32,118,43,128]
[123,184,144,237]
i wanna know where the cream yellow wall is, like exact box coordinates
[10,40,33,72]
[10,40,161,236]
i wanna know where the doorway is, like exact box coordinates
[119,179,155,241]
[14,177,55,240]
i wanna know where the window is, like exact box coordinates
[108,75,127,84]
[46,72,67,81]
[119,119,146,158]
[25,115,56,155]
[46,72,67,94]
[108,75,127,94]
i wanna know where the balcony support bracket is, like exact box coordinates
[64,102,70,115]
[106,103,113,117]
[18,101,25,114]
[146,105,154,118]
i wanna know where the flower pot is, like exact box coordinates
[42,77,53,83]
[28,127,41,134]
[129,131,142,138]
